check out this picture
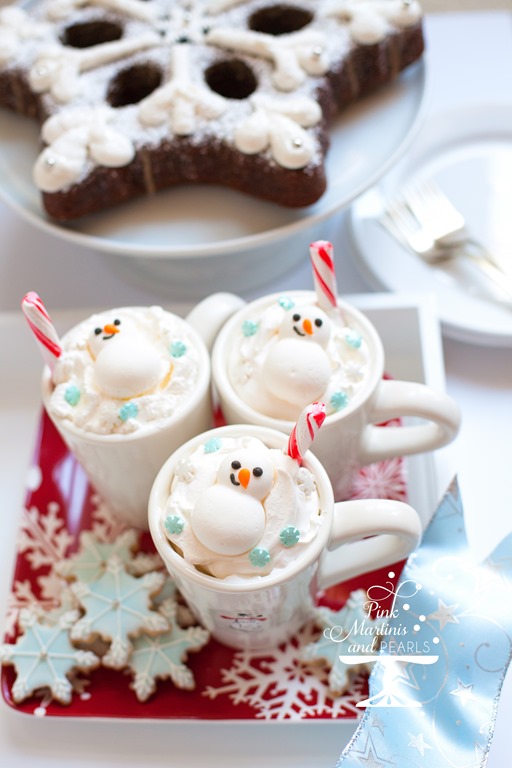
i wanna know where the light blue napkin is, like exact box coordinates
[336,478,512,767]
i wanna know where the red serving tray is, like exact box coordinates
[1,409,407,721]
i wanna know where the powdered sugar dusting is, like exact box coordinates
[0,0,422,193]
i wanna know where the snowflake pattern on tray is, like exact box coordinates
[1,409,407,720]
[202,621,368,721]
[17,502,74,571]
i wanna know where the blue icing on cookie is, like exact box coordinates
[280,526,300,547]
[204,437,222,454]
[249,548,271,568]
[330,391,349,411]
[164,515,185,535]
[119,402,139,421]
[344,328,362,349]
[278,295,295,310]
[242,320,259,337]
[170,340,187,358]
[64,384,81,406]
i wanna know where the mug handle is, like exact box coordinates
[317,499,421,590]
[185,293,246,353]
[359,379,461,465]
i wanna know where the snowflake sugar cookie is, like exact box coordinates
[300,590,385,695]
[127,599,210,701]
[55,529,139,583]
[69,555,169,669]
[55,528,163,582]
[0,607,99,705]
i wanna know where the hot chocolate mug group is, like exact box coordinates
[28,247,461,649]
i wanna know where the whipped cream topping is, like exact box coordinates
[48,306,203,435]
[163,435,322,579]
[227,295,372,421]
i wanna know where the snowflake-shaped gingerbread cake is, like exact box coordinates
[0,0,423,219]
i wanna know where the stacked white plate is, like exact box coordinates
[349,103,512,348]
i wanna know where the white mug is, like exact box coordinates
[208,291,461,500]
[41,295,244,529]
[148,424,422,650]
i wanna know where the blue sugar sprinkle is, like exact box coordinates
[204,437,222,454]
[278,295,295,310]
[164,515,185,535]
[64,384,81,406]
[242,320,259,337]
[345,329,362,349]
[280,526,300,548]
[249,548,271,568]
[170,340,187,358]
[119,402,139,421]
[330,391,349,411]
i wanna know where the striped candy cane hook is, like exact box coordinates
[287,402,327,463]
[21,292,62,371]
[309,240,338,313]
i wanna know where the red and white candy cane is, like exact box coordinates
[309,240,338,313]
[21,292,62,371]
[287,402,327,463]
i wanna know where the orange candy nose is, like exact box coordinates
[103,324,120,335]
[238,468,250,489]
[303,318,313,335]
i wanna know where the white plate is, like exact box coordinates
[348,103,512,348]
[0,62,426,299]
[0,293,442,763]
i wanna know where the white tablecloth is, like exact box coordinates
[0,10,511,767]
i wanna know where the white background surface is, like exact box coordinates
[0,10,511,768]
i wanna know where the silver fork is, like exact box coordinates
[380,180,512,304]
[401,180,466,248]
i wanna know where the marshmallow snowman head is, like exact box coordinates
[217,447,275,500]
[189,445,275,556]
[87,313,166,400]
[277,305,331,347]
[87,315,136,359]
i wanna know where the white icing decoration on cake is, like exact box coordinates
[46,0,157,23]
[206,27,329,92]
[205,0,247,13]
[386,0,422,27]
[235,94,321,169]
[34,107,135,192]
[325,0,422,44]
[138,44,226,134]
[0,7,50,65]
[29,34,160,102]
